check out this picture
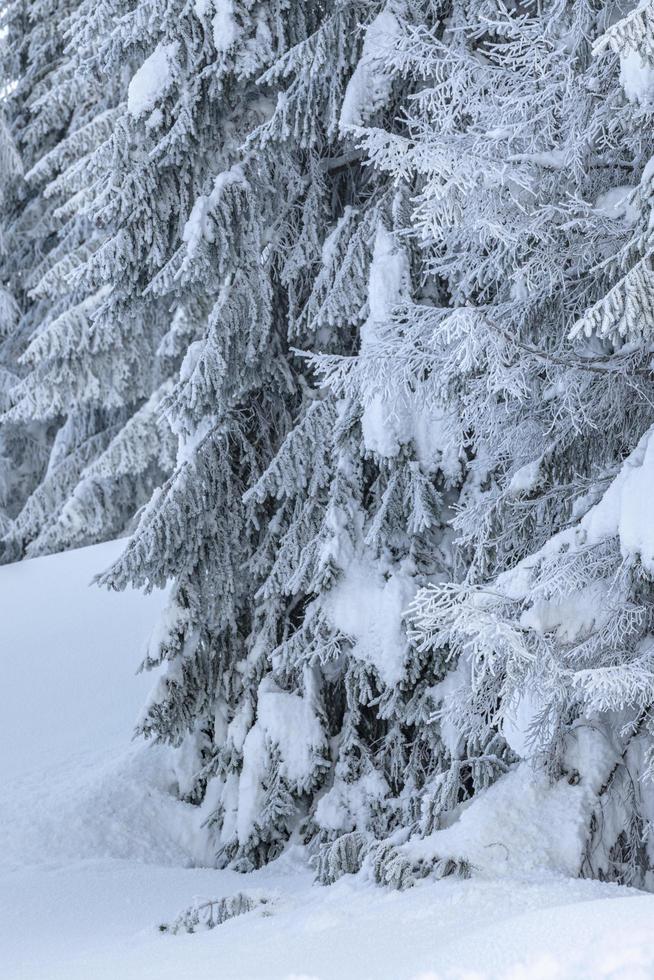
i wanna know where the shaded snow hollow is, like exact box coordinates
[1,541,654,979]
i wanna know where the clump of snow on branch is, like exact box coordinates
[340,5,403,130]
[596,0,654,105]
[324,557,415,687]
[237,676,327,846]
[315,770,389,834]
[359,224,459,475]
[182,166,248,258]
[212,0,239,53]
[128,42,180,118]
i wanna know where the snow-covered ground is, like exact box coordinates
[1,541,653,980]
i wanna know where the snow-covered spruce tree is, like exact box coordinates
[0,0,65,557]
[0,0,177,558]
[0,109,25,544]
[343,1,654,888]
[100,0,471,883]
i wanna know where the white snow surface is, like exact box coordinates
[255,676,326,787]
[0,540,166,784]
[2,540,654,979]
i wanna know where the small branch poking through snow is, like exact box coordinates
[158,892,273,935]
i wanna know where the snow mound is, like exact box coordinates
[404,763,591,879]
[0,539,165,781]
[0,539,207,869]
[0,743,202,871]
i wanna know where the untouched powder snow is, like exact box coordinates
[0,539,166,782]
[0,540,205,872]
[2,541,654,979]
